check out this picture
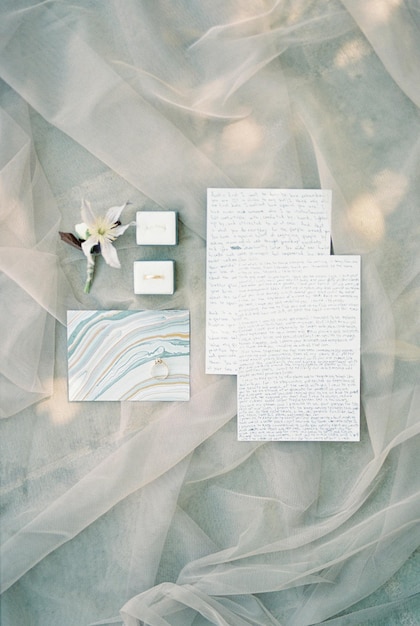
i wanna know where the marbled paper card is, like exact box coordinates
[67,310,190,401]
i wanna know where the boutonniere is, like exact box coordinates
[60,199,132,293]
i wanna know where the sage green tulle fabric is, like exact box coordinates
[1,1,419,624]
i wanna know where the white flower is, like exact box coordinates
[76,199,131,268]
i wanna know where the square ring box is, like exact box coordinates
[134,260,175,295]
[136,211,177,245]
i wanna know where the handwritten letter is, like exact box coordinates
[237,256,360,441]
[206,188,331,374]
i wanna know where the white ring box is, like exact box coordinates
[136,211,177,245]
[134,260,175,295]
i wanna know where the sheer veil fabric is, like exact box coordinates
[1,1,419,624]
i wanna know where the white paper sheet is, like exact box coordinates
[238,256,360,441]
[206,188,331,374]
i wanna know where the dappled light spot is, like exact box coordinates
[347,193,385,244]
[361,118,375,138]
[376,339,420,362]
[221,117,263,159]
[347,169,407,245]
[35,377,80,425]
[372,168,408,215]
[364,0,403,24]
[334,37,371,69]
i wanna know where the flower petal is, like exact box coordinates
[100,238,121,268]
[81,199,96,225]
[75,222,89,239]
[81,235,99,262]
[109,223,132,238]
[105,202,129,225]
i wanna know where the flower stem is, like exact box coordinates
[84,257,95,293]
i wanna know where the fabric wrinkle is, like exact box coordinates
[0,1,419,625]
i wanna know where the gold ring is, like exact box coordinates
[150,358,169,380]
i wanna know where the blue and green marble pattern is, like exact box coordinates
[67,310,190,401]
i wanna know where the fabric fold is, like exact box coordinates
[0,2,419,624]
[0,377,237,593]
